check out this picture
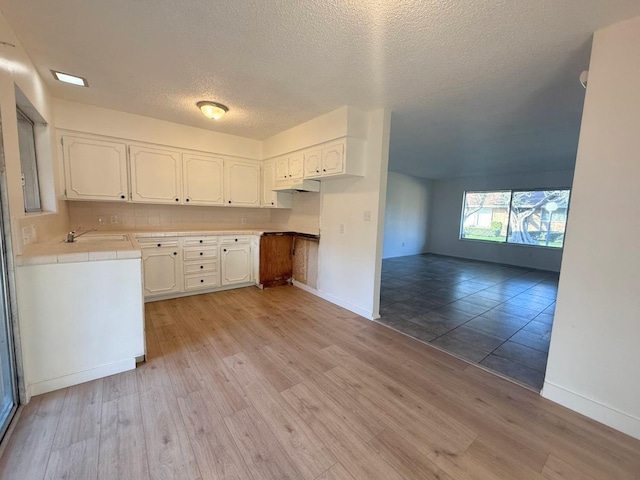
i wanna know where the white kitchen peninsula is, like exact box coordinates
[15,234,144,400]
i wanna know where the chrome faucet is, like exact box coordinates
[66,228,97,243]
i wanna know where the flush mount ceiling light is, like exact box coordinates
[51,70,88,87]
[197,101,228,120]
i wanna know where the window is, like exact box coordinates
[16,108,41,212]
[460,189,571,248]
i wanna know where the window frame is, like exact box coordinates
[16,107,42,213]
[459,187,572,250]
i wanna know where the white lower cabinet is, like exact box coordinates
[221,237,252,286]
[183,237,220,291]
[141,234,255,300]
[140,238,182,297]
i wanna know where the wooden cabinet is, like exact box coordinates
[275,154,304,182]
[141,244,182,297]
[221,237,252,285]
[259,234,294,288]
[130,145,182,204]
[182,153,224,205]
[224,159,260,207]
[62,135,129,202]
[261,160,292,209]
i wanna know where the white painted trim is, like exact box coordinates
[26,358,135,399]
[292,280,374,320]
[542,381,640,440]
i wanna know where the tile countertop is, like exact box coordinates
[15,228,318,266]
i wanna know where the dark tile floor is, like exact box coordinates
[379,254,558,390]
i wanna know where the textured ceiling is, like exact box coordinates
[1,1,640,178]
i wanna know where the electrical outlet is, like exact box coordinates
[109,215,118,224]
[364,211,371,221]
[98,215,107,226]
[241,217,247,224]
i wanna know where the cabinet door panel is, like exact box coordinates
[304,149,321,178]
[63,136,128,202]
[275,157,289,181]
[142,249,182,297]
[221,244,251,285]
[322,143,345,176]
[183,154,223,205]
[224,159,260,207]
[288,154,304,180]
[130,145,182,204]
[261,161,276,207]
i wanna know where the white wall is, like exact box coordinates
[0,11,69,246]
[429,170,574,272]
[383,171,431,259]
[317,109,390,319]
[269,192,321,235]
[543,16,640,440]
[263,106,390,319]
[53,98,262,160]
[262,106,352,159]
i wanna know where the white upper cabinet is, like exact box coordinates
[224,159,260,207]
[275,157,289,182]
[261,160,292,209]
[303,148,322,178]
[182,153,224,205]
[62,135,129,202]
[275,154,304,182]
[303,138,364,180]
[130,145,182,204]
[288,153,304,180]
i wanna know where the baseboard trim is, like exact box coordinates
[542,381,640,440]
[292,281,374,320]
[26,358,136,399]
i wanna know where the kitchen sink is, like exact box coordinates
[73,234,129,243]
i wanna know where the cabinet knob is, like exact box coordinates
[200,279,204,283]
[199,252,203,256]
[157,243,161,247]
[186,198,190,202]
[173,252,177,255]
[200,265,204,269]
[199,240,203,243]
[120,194,126,199]
[223,248,227,252]
[228,200,231,204]
[175,198,179,202]
[323,168,326,172]
[316,169,319,173]
[271,202,274,205]
[235,238,238,242]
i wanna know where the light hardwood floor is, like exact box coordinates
[0,286,638,479]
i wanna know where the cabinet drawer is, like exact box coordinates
[184,261,218,275]
[183,247,218,260]
[137,238,180,249]
[221,236,251,245]
[183,237,219,247]
[185,274,220,291]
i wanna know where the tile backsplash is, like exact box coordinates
[68,201,273,231]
